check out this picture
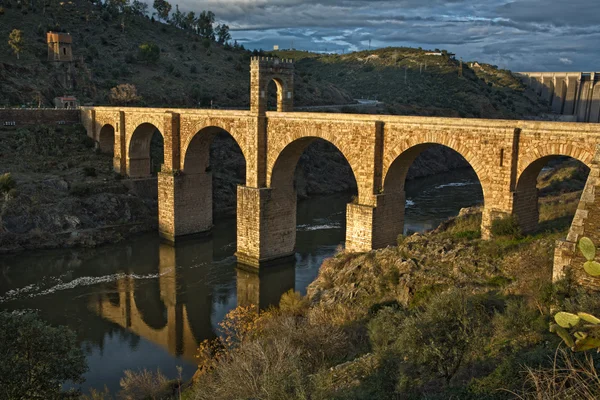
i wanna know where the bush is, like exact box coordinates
[138,42,160,64]
[190,64,197,74]
[491,215,522,237]
[370,289,491,388]
[0,311,87,398]
[0,7,4,15]
[119,369,179,399]
[0,172,17,195]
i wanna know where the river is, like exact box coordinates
[0,168,483,393]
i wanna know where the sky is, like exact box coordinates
[162,0,600,72]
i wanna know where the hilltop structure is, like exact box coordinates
[47,32,75,90]
[518,72,600,123]
[47,32,73,62]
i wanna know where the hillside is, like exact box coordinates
[0,0,352,108]
[273,48,549,118]
[0,1,550,119]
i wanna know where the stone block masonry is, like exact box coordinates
[81,59,600,288]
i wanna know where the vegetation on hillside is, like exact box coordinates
[0,0,550,118]
[0,311,87,399]
[185,191,598,399]
[0,0,352,108]
[273,48,549,118]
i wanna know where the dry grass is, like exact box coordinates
[515,349,600,400]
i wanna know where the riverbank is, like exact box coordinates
[180,160,592,399]
[185,189,597,400]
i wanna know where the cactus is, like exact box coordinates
[578,237,596,261]
[551,237,600,352]
[583,260,600,276]
[554,312,580,328]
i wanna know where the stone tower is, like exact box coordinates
[250,57,294,114]
[47,32,73,62]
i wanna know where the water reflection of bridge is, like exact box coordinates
[89,242,295,361]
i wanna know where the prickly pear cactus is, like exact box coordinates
[551,236,600,351]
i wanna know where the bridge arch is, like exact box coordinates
[181,125,247,173]
[514,148,592,233]
[265,137,358,255]
[127,122,164,177]
[265,77,288,112]
[383,142,486,236]
[98,124,115,155]
[383,135,488,194]
[172,125,247,236]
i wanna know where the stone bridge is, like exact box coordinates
[81,57,600,283]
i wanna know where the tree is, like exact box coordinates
[0,311,87,399]
[109,84,141,105]
[107,0,128,13]
[130,0,148,16]
[197,10,215,40]
[8,29,23,59]
[216,24,231,44]
[170,4,183,27]
[138,42,160,64]
[152,0,171,22]
[184,11,196,30]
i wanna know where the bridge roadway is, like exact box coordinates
[81,57,600,287]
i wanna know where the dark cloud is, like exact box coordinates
[148,0,599,71]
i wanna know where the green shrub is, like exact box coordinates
[190,64,197,74]
[491,215,521,237]
[138,42,160,64]
[0,311,87,398]
[377,289,491,387]
[0,172,16,195]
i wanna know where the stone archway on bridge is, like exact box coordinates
[263,137,359,259]
[98,124,115,155]
[166,126,247,237]
[514,151,592,234]
[250,57,294,114]
[127,123,164,178]
[383,142,486,238]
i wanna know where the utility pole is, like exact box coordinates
[404,66,407,85]
[459,57,463,77]
[369,39,371,50]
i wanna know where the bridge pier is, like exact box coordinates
[158,171,212,243]
[235,186,296,267]
[346,193,405,252]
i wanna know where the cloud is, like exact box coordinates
[144,0,599,70]
[560,57,574,65]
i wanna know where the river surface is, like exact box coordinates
[0,168,482,393]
